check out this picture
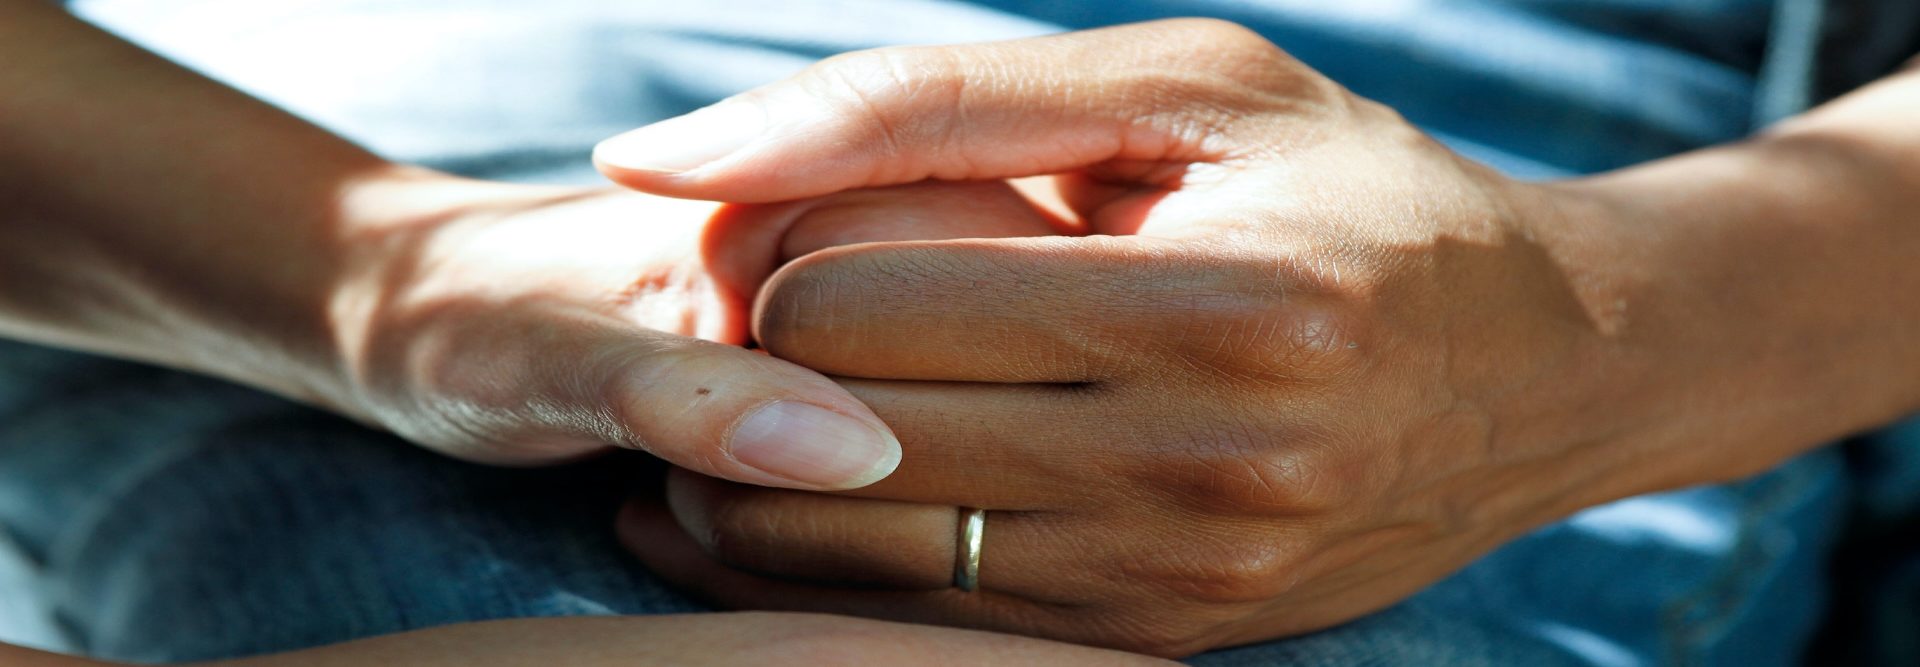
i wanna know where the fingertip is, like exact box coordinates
[607,339,901,492]
[614,493,681,559]
[592,152,827,204]
[594,99,766,174]
[726,400,902,491]
[592,156,678,191]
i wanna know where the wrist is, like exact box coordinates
[1533,135,1920,496]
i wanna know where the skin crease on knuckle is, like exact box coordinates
[1157,430,1365,519]
[801,47,980,184]
[360,300,618,462]
[1123,525,1305,609]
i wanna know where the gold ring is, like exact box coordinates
[954,507,985,592]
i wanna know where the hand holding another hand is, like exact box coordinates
[597,19,1913,656]
[319,174,1055,489]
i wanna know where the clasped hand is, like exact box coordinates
[325,18,1837,659]
[568,19,1762,657]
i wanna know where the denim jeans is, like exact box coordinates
[4,1,1916,664]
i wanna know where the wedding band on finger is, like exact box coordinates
[953,507,985,592]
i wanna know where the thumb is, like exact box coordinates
[593,19,1328,203]
[597,330,904,491]
[403,302,900,491]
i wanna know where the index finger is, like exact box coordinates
[754,234,1259,383]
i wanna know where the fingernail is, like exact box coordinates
[593,99,765,173]
[728,401,901,489]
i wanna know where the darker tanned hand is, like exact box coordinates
[599,19,1920,658]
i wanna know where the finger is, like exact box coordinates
[779,181,1068,259]
[594,19,1333,202]
[699,180,1062,303]
[663,469,1092,598]
[620,498,1216,658]
[820,378,1121,508]
[753,234,1296,383]
[620,497,1064,632]
[753,236,1134,383]
[588,327,903,491]
[410,301,901,490]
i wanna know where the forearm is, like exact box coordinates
[0,1,468,410]
[0,643,113,667]
[1546,67,1920,489]
[4,615,1169,667]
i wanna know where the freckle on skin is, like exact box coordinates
[696,388,711,395]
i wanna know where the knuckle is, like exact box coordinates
[1167,299,1368,385]
[1136,255,1371,385]
[1257,259,1380,377]
[1161,19,1312,91]
[815,45,953,88]
[1151,424,1362,516]
[1251,444,1366,512]
[1133,19,1349,127]
[1124,536,1298,606]
[388,309,532,406]
[370,309,640,462]
[1166,18,1283,62]
[1273,306,1367,377]
[804,46,964,161]
[684,487,783,570]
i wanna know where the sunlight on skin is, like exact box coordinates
[593,21,1920,656]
